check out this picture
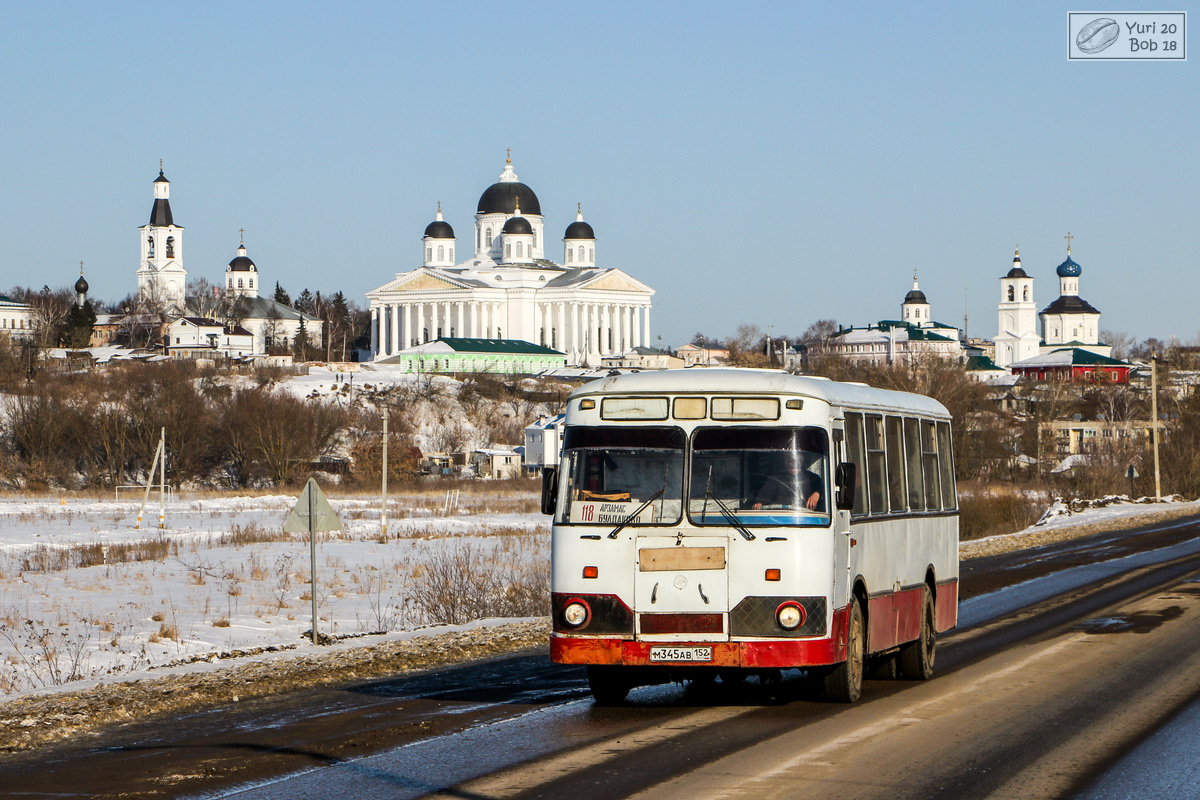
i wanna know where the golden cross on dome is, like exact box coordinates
[514,195,521,215]
[1064,231,1073,254]
[79,260,84,275]
[159,158,163,171]
[437,201,442,214]
[506,147,511,164]
[239,227,245,245]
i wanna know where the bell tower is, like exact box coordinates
[136,161,187,312]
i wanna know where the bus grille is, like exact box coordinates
[639,613,723,634]
[729,596,827,638]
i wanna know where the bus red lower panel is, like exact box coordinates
[551,605,850,669]
[936,578,958,632]
[867,580,959,650]
[867,587,923,652]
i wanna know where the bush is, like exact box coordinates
[958,485,1046,541]
[409,540,548,625]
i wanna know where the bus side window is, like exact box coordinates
[937,421,957,510]
[904,417,925,511]
[885,416,906,513]
[865,414,887,515]
[845,413,868,516]
[921,420,942,510]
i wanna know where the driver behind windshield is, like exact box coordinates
[748,452,823,512]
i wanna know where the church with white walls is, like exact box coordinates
[366,154,655,366]
[137,168,188,314]
[993,238,1110,369]
[134,166,320,353]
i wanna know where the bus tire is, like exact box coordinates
[899,588,935,680]
[824,601,864,702]
[587,665,631,705]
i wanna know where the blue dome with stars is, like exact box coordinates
[1056,255,1082,278]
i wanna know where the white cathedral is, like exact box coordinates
[993,240,1110,369]
[366,154,655,366]
[135,167,320,352]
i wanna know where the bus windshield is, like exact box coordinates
[557,426,685,526]
[688,426,830,527]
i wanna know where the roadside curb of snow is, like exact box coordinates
[960,499,1200,560]
[0,618,550,754]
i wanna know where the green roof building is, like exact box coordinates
[379,337,566,374]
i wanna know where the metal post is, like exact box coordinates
[1152,357,1162,499]
[158,427,166,529]
[137,437,163,530]
[309,484,318,645]
[381,408,389,539]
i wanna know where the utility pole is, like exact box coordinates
[308,481,317,643]
[159,427,166,529]
[381,408,389,539]
[1151,357,1162,499]
[137,428,166,530]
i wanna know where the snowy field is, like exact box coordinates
[0,490,547,697]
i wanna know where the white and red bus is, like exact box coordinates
[541,369,958,703]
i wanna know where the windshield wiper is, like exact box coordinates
[706,489,755,541]
[607,487,666,539]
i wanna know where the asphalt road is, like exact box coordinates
[6,513,1200,800]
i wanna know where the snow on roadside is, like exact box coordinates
[961,495,1200,559]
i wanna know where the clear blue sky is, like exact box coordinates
[1,1,1195,348]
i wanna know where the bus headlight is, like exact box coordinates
[563,600,591,628]
[776,602,805,631]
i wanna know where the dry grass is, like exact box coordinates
[9,538,177,574]
[957,482,1049,542]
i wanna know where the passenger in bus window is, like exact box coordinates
[749,453,823,511]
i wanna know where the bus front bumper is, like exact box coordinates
[550,605,850,669]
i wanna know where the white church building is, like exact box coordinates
[993,238,1110,370]
[822,274,963,365]
[137,168,188,314]
[135,167,320,353]
[366,154,655,366]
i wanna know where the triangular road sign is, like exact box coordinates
[283,478,342,532]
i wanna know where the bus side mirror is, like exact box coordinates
[835,462,856,511]
[541,467,559,516]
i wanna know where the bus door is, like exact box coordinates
[831,419,853,610]
[634,535,730,638]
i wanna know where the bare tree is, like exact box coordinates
[1101,330,1135,361]
[11,286,73,349]
[799,318,839,345]
[725,324,770,367]
[116,288,171,349]
[186,277,222,319]
[264,305,284,354]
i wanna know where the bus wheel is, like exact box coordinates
[899,588,935,680]
[587,665,631,705]
[824,601,864,702]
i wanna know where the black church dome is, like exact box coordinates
[424,220,455,239]
[503,215,533,235]
[478,182,541,216]
[564,220,595,239]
